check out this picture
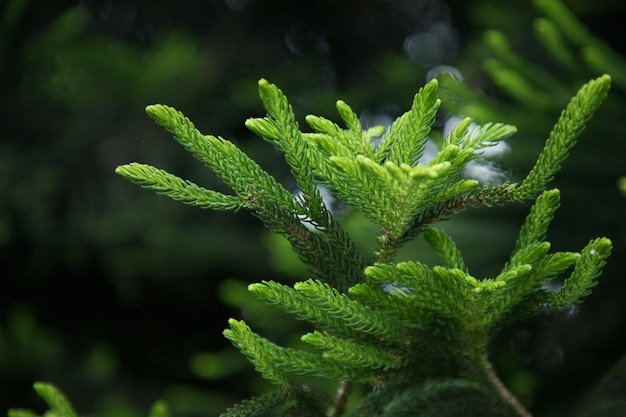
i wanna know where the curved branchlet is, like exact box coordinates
[514,74,611,200]
[423,228,468,273]
[544,237,612,310]
[224,319,379,385]
[116,163,246,210]
[245,79,325,220]
[377,79,440,165]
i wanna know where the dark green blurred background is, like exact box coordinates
[1,0,624,415]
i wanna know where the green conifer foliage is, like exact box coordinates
[12,74,611,416]
[114,76,611,416]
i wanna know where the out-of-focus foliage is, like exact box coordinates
[0,2,279,415]
[619,177,626,196]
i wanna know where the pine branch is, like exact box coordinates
[325,155,445,235]
[498,251,580,324]
[515,75,611,199]
[507,189,561,267]
[348,281,427,327]
[504,242,552,273]
[249,279,406,344]
[252,206,366,292]
[138,102,367,292]
[116,163,245,210]
[377,79,440,165]
[305,101,376,161]
[364,262,479,324]
[545,237,612,310]
[444,117,517,152]
[462,122,518,151]
[109,73,614,417]
[293,279,408,343]
[245,79,325,220]
[302,330,403,370]
[224,319,376,384]
[144,104,300,212]
[335,100,362,136]
[423,228,468,272]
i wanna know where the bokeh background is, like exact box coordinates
[1,0,625,415]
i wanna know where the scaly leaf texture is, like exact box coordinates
[305,101,376,160]
[224,319,376,384]
[307,92,518,256]
[220,390,291,417]
[499,251,580,324]
[515,75,611,199]
[258,210,365,292]
[336,100,378,158]
[136,102,365,292]
[245,79,325,220]
[302,330,403,370]
[395,146,478,228]
[305,117,453,239]
[423,228,468,272]
[461,122,517,151]
[249,280,406,344]
[348,282,428,327]
[395,173,544,252]
[364,263,479,324]
[143,104,300,212]
[244,81,368,291]
[115,163,245,210]
[509,189,561,261]
[444,117,517,152]
[377,79,440,165]
[293,279,408,343]
[484,236,607,329]
[325,155,445,235]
